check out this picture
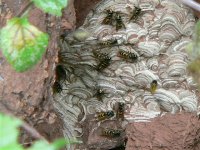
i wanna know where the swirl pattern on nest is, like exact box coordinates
[53,0,198,148]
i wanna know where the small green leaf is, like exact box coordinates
[186,20,200,60]
[0,113,81,150]
[52,138,82,148]
[28,140,55,150]
[0,17,49,72]
[187,57,200,90]
[194,20,200,43]
[28,138,81,150]
[0,113,23,150]
[186,20,200,90]
[31,0,68,16]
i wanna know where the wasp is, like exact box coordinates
[109,138,127,150]
[118,50,138,62]
[53,65,69,94]
[198,114,200,120]
[93,51,111,71]
[55,65,66,82]
[102,9,115,25]
[115,12,126,31]
[150,80,157,94]
[96,110,115,121]
[93,50,110,61]
[52,81,68,94]
[109,145,125,150]
[94,88,105,101]
[60,30,69,41]
[129,6,142,22]
[52,81,63,94]
[116,102,125,120]
[99,39,118,47]
[60,33,66,41]
[100,128,122,138]
[96,57,111,71]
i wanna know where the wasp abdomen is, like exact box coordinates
[117,102,125,120]
[55,65,67,82]
[129,6,142,22]
[115,13,126,31]
[150,80,158,94]
[118,50,138,62]
[96,110,114,121]
[101,128,122,138]
[102,9,114,25]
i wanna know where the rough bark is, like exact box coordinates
[0,0,76,144]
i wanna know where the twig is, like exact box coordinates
[21,121,47,141]
[16,1,33,17]
[1,109,48,142]
[181,0,200,12]
[21,142,33,146]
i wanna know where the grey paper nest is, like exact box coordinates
[53,0,199,149]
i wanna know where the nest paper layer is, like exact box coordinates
[53,0,198,149]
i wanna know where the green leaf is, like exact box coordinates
[28,140,55,150]
[31,0,68,16]
[0,113,23,150]
[186,20,200,60]
[28,138,81,150]
[50,139,67,149]
[52,138,83,148]
[0,113,81,150]
[194,20,200,44]
[186,20,200,90]
[0,17,49,72]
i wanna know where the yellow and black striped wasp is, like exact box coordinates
[102,9,115,25]
[99,39,118,47]
[150,80,157,94]
[91,110,115,134]
[53,65,68,94]
[102,9,125,31]
[129,6,142,22]
[96,57,111,71]
[116,102,125,121]
[93,50,109,61]
[100,128,122,138]
[55,65,67,82]
[109,137,128,150]
[115,12,126,31]
[53,81,62,94]
[94,88,105,101]
[93,51,111,71]
[96,110,115,121]
[118,50,138,62]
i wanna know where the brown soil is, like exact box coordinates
[126,113,200,150]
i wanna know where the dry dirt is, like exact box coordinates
[126,113,200,150]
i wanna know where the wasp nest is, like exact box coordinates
[53,0,198,149]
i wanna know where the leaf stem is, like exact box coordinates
[1,109,48,142]
[16,1,34,17]
[21,121,47,141]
